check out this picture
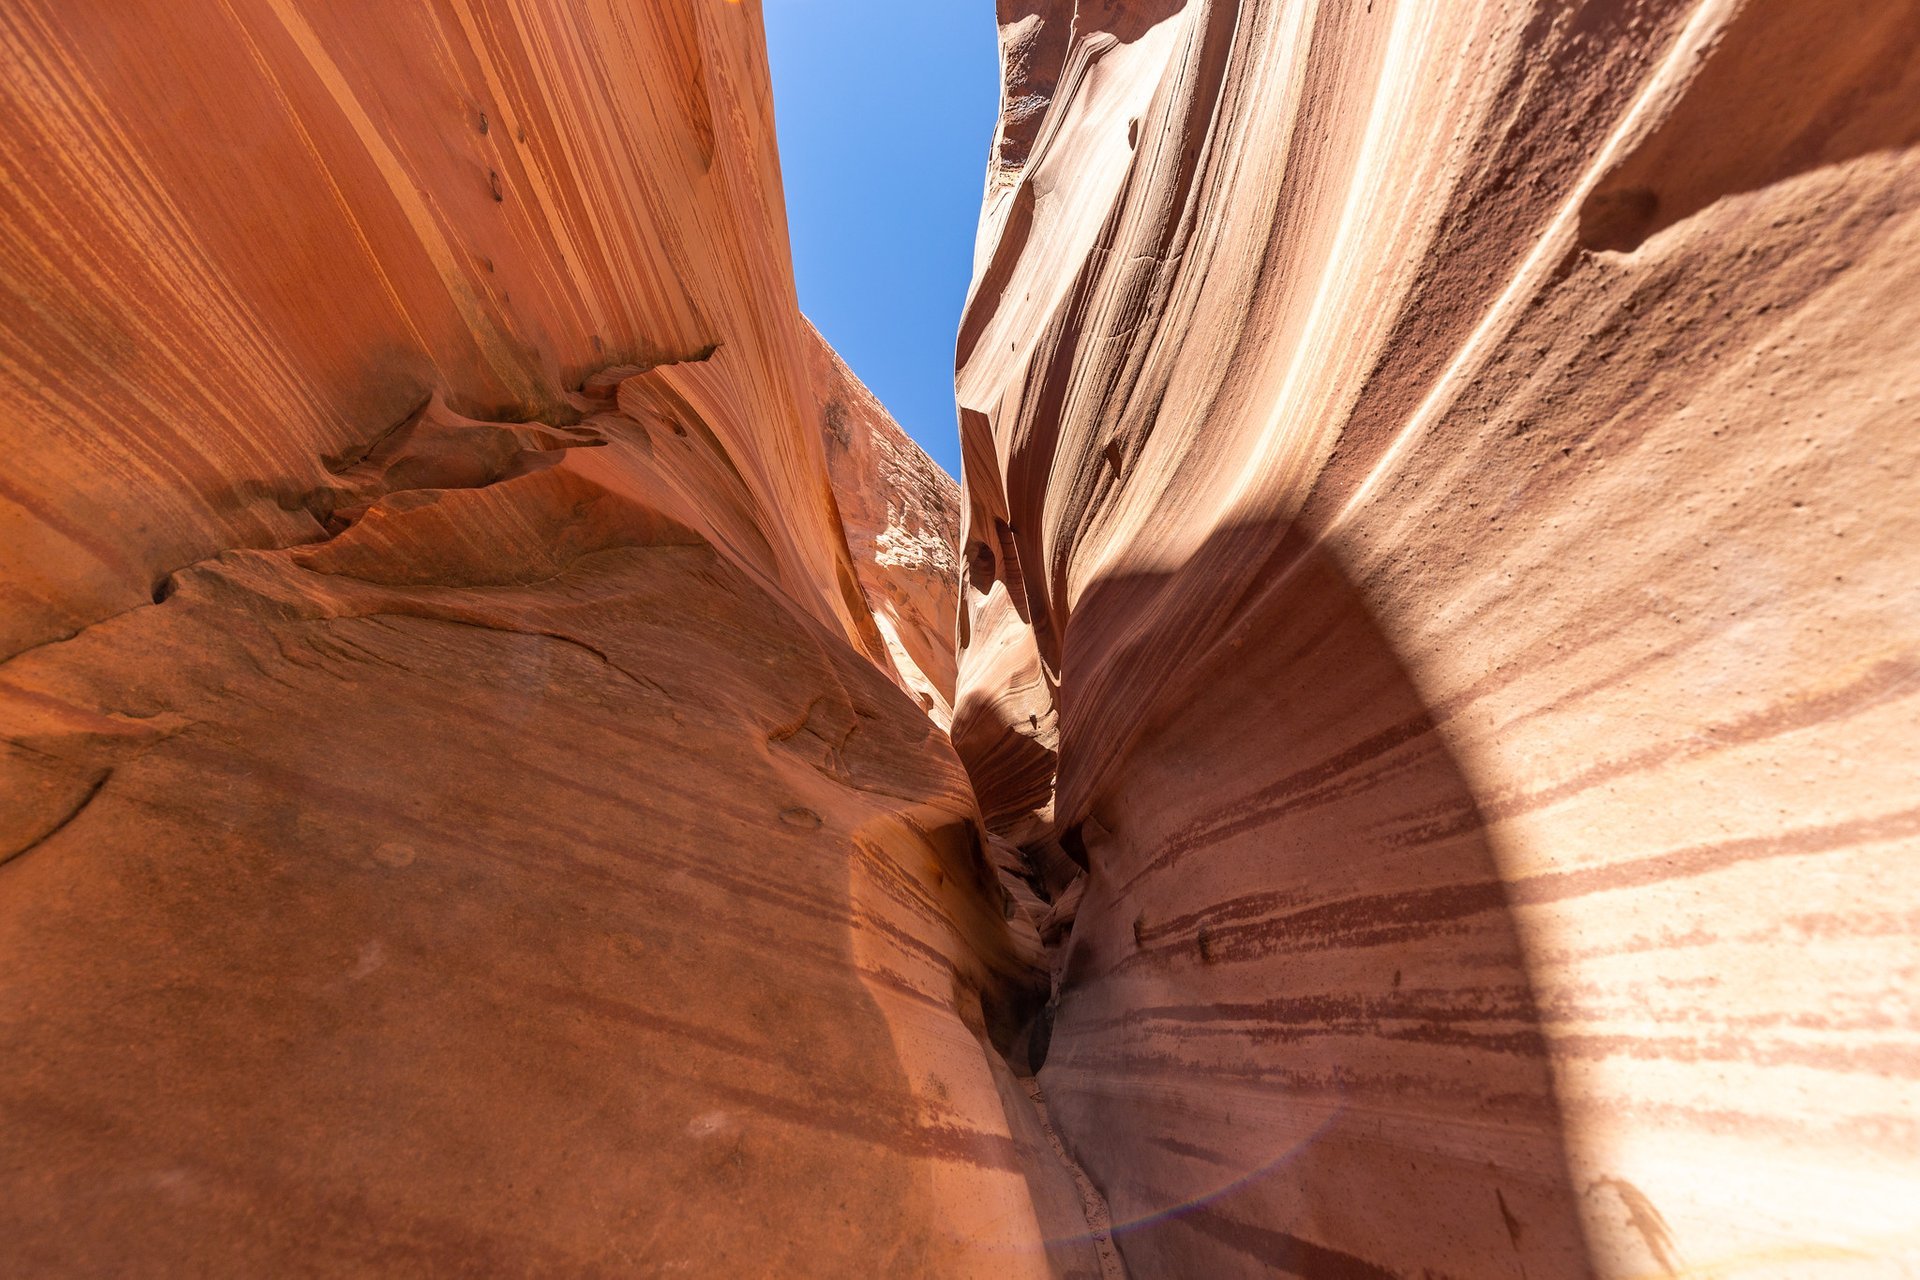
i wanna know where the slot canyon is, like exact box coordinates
[1,0,1916,1276]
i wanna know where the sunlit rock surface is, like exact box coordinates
[6,0,1919,1275]
[809,322,964,726]
[955,0,1920,1277]
[0,3,1090,1274]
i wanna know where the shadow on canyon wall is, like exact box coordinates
[1581,0,1920,251]
[1031,519,1598,1279]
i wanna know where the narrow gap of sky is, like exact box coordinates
[763,1,1000,479]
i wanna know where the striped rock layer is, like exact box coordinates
[954,0,1920,1277]
[0,3,1095,1275]
[3,1,1918,1277]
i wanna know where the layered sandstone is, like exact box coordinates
[955,1,1920,1277]
[0,3,1088,1274]
[5,0,1918,1276]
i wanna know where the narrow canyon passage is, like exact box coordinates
[2,2,1918,1278]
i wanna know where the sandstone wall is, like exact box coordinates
[809,321,964,725]
[6,0,1917,1274]
[0,3,1085,1274]
[954,0,1920,1276]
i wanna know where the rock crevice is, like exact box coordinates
[0,1,1917,1277]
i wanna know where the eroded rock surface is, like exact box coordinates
[6,0,1918,1275]
[0,3,1090,1274]
[956,1,1920,1277]
[810,322,964,725]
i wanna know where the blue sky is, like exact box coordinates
[764,1,1001,479]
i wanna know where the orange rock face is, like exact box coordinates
[955,1,1920,1277]
[4,0,1918,1276]
[0,3,1082,1274]
[809,322,964,725]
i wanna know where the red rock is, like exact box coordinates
[4,0,1917,1276]
[956,0,1920,1276]
[0,3,1084,1274]
[808,322,963,724]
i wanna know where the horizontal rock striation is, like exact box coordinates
[6,0,1918,1275]
[955,0,1920,1277]
[0,2,1091,1274]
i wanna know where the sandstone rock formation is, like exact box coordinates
[4,0,1918,1276]
[0,3,1081,1274]
[954,0,1920,1277]
[810,323,964,725]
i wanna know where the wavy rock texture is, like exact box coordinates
[955,1,1920,1277]
[0,3,1095,1274]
